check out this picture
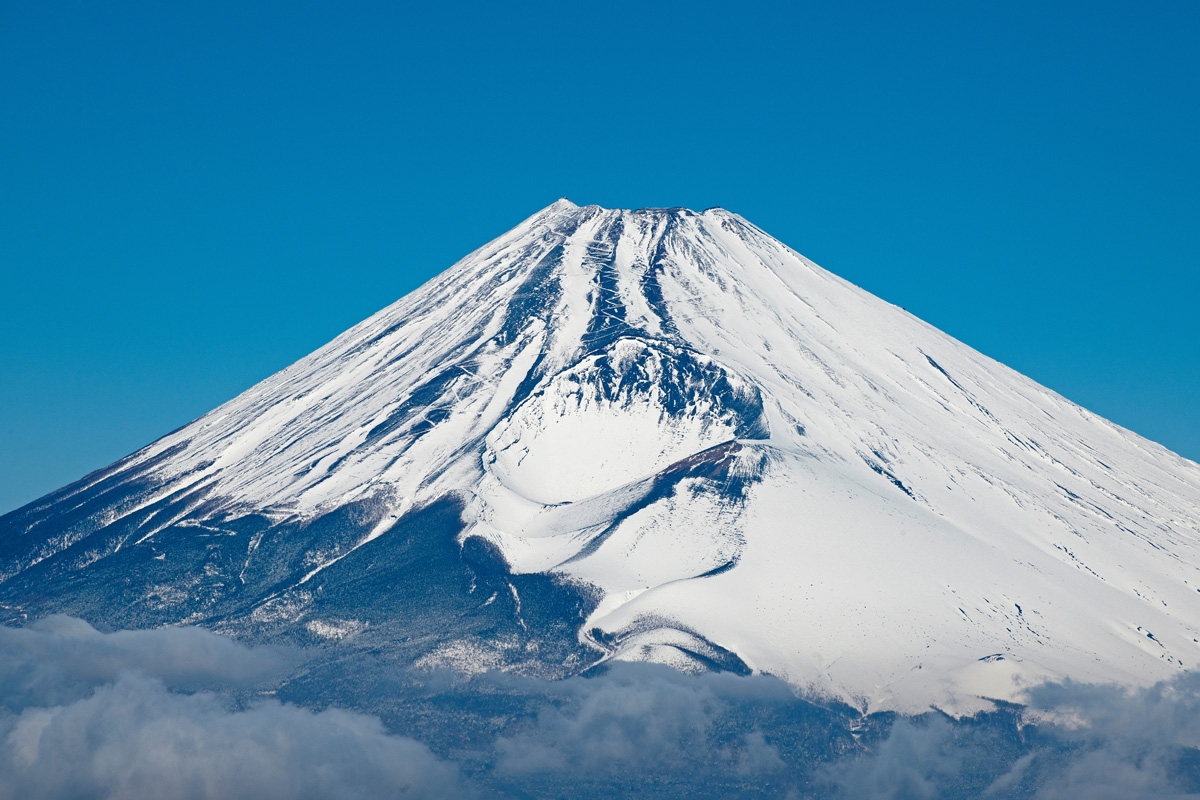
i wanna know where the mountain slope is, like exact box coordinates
[3,199,1199,713]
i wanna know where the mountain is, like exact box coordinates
[3,199,1199,714]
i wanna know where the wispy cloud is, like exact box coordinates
[493,663,791,776]
[818,673,1200,800]
[0,618,468,800]
[820,716,959,800]
[5,617,1200,799]
[1022,674,1200,799]
[0,615,291,710]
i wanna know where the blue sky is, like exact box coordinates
[1,1,1197,513]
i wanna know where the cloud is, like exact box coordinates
[495,663,717,773]
[491,662,792,778]
[0,618,470,800]
[7,616,1200,799]
[0,673,468,800]
[817,672,1200,800]
[819,716,959,800]
[0,614,292,711]
[1023,673,1200,800]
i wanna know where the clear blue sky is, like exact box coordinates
[2,1,1197,513]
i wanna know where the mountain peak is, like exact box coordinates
[544,196,579,213]
[532,199,738,221]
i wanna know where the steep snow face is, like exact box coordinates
[3,199,1200,714]
[487,338,764,504]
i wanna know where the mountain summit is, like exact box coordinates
[4,200,1199,713]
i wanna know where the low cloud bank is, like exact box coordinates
[491,664,795,777]
[0,617,468,800]
[4,616,1200,798]
[0,615,291,710]
[818,674,1200,800]
[1021,674,1200,799]
[478,663,1200,798]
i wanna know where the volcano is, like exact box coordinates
[4,199,1199,714]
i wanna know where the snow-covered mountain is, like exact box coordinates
[4,199,1200,714]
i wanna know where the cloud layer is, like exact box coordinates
[4,616,1200,799]
[492,663,794,777]
[0,617,467,800]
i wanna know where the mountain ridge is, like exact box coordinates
[3,199,1199,715]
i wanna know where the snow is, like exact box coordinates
[20,199,1200,714]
